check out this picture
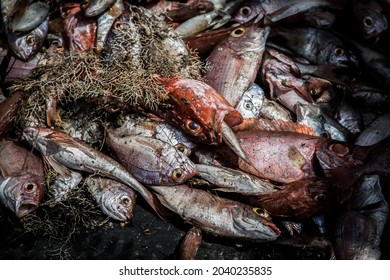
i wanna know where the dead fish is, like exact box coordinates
[174,9,220,37]
[7,17,48,61]
[86,176,136,221]
[113,115,196,156]
[49,169,83,202]
[303,7,336,29]
[333,175,389,259]
[0,91,22,137]
[9,1,49,32]
[352,0,388,39]
[95,0,124,54]
[22,127,165,218]
[81,0,116,17]
[270,27,358,68]
[235,83,292,121]
[195,164,276,195]
[205,22,270,107]
[166,0,214,22]
[232,0,264,24]
[335,101,363,136]
[150,184,281,241]
[179,226,202,260]
[0,140,45,218]
[355,113,390,146]
[245,177,352,219]
[234,129,368,184]
[350,81,390,109]
[106,132,197,185]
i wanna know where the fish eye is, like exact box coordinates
[315,193,326,202]
[185,120,201,133]
[320,131,330,138]
[244,101,253,110]
[329,143,350,156]
[231,27,245,37]
[172,168,185,182]
[24,183,37,193]
[175,143,189,155]
[309,88,317,96]
[334,48,344,57]
[81,0,89,9]
[120,196,131,206]
[239,6,252,17]
[363,16,373,27]
[114,20,123,30]
[253,207,270,218]
[26,35,36,46]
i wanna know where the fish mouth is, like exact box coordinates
[16,202,39,218]
[221,121,251,164]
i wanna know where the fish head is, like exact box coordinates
[232,1,264,24]
[22,127,50,153]
[7,18,48,61]
[230,205,280,241]
[100,182,136,221]
[354,3,388,39]
[155,77,243,144]
[323,42,358,68]
[163,147,198,185]
[81,0,116,17]
[0,174,45,218]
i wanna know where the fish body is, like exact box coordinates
[106,132,197,185]
[355,113,390,146]
[0,91,22,137]
[22,127,164,217]
[86,176,136,221]
[0,140,45,218]
[49,169,83,201]
[9,1,49,32]
[205,23,269,107]
[82,0,116,17]
[150,184,280,241]
[166,0,214,22]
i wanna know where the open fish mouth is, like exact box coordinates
[16,202,39,218]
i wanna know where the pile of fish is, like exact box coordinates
[1,0,390,260]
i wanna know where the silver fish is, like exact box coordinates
[10,1,49,32]
[196,164,276,195]
[355,113,390,146]
[150,184,281,241]
[22,127,165,217]
[106,132,197,185]
[86,176,136,221]
[7,16,48,61]
[82,0,116,17]
[49,169,83,202]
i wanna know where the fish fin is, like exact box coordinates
[45,155,72,178]
[233,118,316,135]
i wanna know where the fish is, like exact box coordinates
[174,9,220,37]
[352,0,388,39]
[0,140,45,218]
[234,129,368,184]
[152,76,249,162]
[0,91,22,137]
[112,114,196,156]
[205,22,270,107]
[22,127,166,218]
[150,184,281,241]
[235,83,292,121]
[303,7,336,29]
[178,226,202,260]
[244,177,352,219]
[7,17,48,61]
[333,175,389,259]
[86,176,136,221]
[106,132,197,186]
[9,1,50,32]
[270,27,358,68]
[335,101,363,136]
[49,169,83,201]
[81,0,116,17]
[166,0,215,22]
[355,113,390,146]
[350,81,390,109]
[232,0,264,24]
[195,164,276,195]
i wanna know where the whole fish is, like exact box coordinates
[205,22,269,107]
[112,114,196,156]
[245,177,352,219]
[195,164,276,195]
[178,226,202,260]
[235,83,292,121]
[22,127,165,218]
[352,0,388,39]
[333,175,389,259]
[152,76,249,163]
[7,17,48,61]
[9,1,49,32]
[81,0,116,17]
[0,91,22,137]
[86,176,136,221]
[0,140,45,218]
[106,132,197,185]
[270,27,358,68]
[150,184,281,241]
[234,129,368,184]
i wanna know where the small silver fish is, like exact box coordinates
[86,176,136,221]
